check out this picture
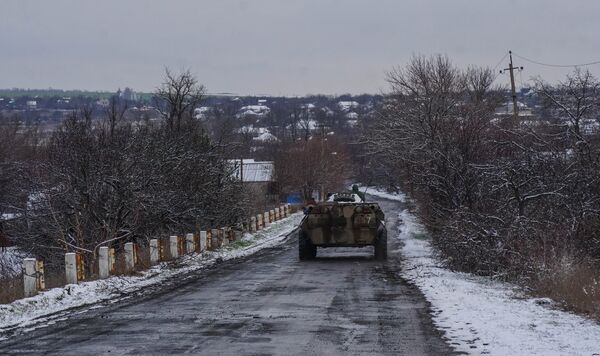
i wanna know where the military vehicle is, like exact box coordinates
[299,192,387,260]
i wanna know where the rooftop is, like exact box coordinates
[229,159,274,182]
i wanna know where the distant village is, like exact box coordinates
[2,85,596,142]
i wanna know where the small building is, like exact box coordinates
[26,100,37,109]
[230,159,277,211]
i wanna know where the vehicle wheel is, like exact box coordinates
[299,230,317,260]
[374,227,387,260]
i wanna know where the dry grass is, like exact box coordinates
[0,275,24,304]
[45,270,66,289]
[530,258,600,320]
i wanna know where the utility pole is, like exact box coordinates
[317,123,327,202]
[500,51,523,126]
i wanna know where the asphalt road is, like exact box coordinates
[0,197,454,355]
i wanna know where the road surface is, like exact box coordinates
[0,197,454,355]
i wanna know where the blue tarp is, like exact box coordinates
[286,193,302,204]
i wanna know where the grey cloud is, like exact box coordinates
[1,0,599,95]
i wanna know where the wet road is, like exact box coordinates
[0,198,454,355]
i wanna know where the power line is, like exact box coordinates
[492,52,509,72]
[512,52,600,68]
[491,52,510,83]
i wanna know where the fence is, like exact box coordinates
[14,204,292,299]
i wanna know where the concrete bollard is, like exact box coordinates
[23,258,37,297]
[281,205,286,217]
[150,239,160,264]
[257,214,263,230]
[200,231,207,251]
[250,216,257,232]
[275,207,280,220]
[65,253,77,284]
[270,209,275,222]
[221,227,229,246]
[186,233,195,253]
[235,230,242,241]
[263,211,270,227]
[36,260,45,291]
[109,248,116,273]
[124,242,136,272]
[169,235,179,258]
[99,246,110,278]
[211,229,219,249]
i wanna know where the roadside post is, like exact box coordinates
[149,239,159,264]
[170,235,179,258]
[99,246,110,278]
[23,258,37,297]
[211,229,219,249]
[257,214,263,230]
[199,231,207,251]
[65,253,77,284]
[124,242,137,272]
[36,260,45,291]
[186,233,195,254]
[221,228,229,246]
[109,248,116,273]
[76,253,85,282]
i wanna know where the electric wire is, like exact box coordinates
[491,52,510,83]
[512,52,600,68]
[492,52,509,72]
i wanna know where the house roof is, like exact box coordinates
[230,159,274,182]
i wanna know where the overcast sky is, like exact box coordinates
[1,0,600,96]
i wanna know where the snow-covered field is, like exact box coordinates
[367,187,600,355]
[0,213,303,338]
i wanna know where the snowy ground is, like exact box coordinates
[0,213,303,338]
[366,187,600,355]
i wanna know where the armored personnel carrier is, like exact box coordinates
[298,192,387,260]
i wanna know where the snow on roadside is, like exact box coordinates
[0,213,303,338]
[368,188,600,355]
[355,185,406,203]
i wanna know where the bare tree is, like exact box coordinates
[534,68,600,156]
[153,68,205,132]
[275,136,350,201]
[361,57,600,282]
[3,71,247,272]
